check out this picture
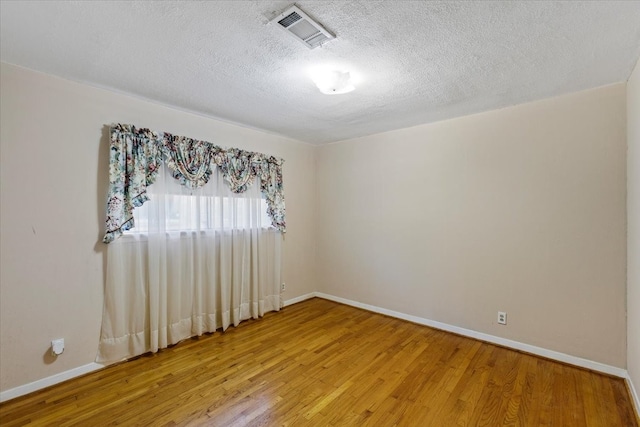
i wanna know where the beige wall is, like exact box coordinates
[316,84,628,367]
[0,63,317,392]
[628,59,640,397]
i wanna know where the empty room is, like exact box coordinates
[1,1,639,425]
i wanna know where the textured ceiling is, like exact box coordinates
[1,1,640,144]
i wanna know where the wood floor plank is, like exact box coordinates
[0,298,636,426]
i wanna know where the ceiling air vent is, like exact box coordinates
[270,5,335,49]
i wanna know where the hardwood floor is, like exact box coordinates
[0,298,637,426]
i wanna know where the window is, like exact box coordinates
[123,164,272,236]
[126,194,271,233]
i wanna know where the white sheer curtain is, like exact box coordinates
[97,165,282,363]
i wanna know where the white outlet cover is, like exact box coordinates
[497,312,507,325]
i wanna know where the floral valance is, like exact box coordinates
[103,124,285,243]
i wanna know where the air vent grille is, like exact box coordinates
[278,12,302,28]
[305,32,330,49]
[270,5,335,49]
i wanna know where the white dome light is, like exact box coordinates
[311,69,355,95]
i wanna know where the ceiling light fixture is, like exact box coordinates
[311,69,355,95]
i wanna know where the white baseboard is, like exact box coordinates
[0,362,104,403]
[315,292,628,378]
[626,374,640,421]
[283,292,316,307]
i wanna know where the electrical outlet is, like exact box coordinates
[497,311,507,325]
[281,282,286,291]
